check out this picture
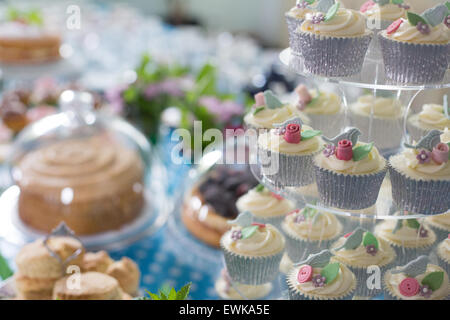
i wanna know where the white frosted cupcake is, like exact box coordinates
[314,127,387,210]
[236,184,295,228]
[426,213,450,242]
[436,235,450,275]
[287,250,357,300]
[379,5,450,84]
[374,216,436,265]
[293,84,344,138]
[331,227,396,297]
[258,117,323,187]
[408,103,450,142]
[285,0,318,56]
[282,207,342,263]
[384,256,449,300]
[244,90,309,131]
[221,212,285,285]
[389,130,450,215]
[214,268,273,300]
[296,2,373,76]
[350,94,404,152]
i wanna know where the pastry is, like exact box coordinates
[14,136,145,235]
[106,257,140,296]
[182,165,258,248]
[82,251,113,274]
[379,4,450,84]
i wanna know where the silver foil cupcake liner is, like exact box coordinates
[427,219,450,243]
[392,244,434,266]
[259,147,317,187]
[285,13,304,57]
[283,233,336,264]
[350,112,403,152]
[314,164,387,210]
[389,165,450,215]
[379,34,450,84]
[296,31,373,77]
[306,113,344,140]
[221,245,284,285]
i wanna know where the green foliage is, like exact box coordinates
[140,283,191,300]
[6,7,43,25]
[0,252,13,281]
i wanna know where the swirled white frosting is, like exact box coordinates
[383,19,450,44]
[350,95,404,119]
[288,261,356,298]
[287,4,315,19]
[300,8,370,37]
[374,219,436,248]
[409,104,450,131]
[244,104,310,129]
[236,188,294,218]
[315,142,386,175]
[331,236,396,268]
[441,128,450,143]
[386,264,449,300]
[303,90,342,115]
[282,210,342,241]
[222,224,285,256]
[364,3,407,22]
[428,213,450,231]
[437,238,450,263]
[389,148,450,180]
[258,125,322,155]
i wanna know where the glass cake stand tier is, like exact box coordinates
[279,48,450,91]
[250,161,448,221]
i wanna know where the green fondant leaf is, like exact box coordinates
[374,0,390,6]
[253,106,265,115]
[352,142,374,161]
[391,0,403,5]
[407,12,428,26]
[255,184,265,192]
[406,219,421,229]
[422,4,448,27]
[421,271,444,291]
[241,225,259,239]
[301,130,322,140]
[0,253,13,280]
[316,0,335,13]
[363,231,379,250]
[264,90,283,109]
[305,0,315,4]
[321,262,340,284]
[324,2,340,22]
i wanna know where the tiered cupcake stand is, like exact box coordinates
[228,47,450,300]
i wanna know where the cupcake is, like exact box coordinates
[244,90,309,131]
[220,212,285,285]
[374,215,436,265]
[436,235,450,275]
[389,130,450,215]
[350,93,405,152]
[258,117,322,187]
[296,0,373,76]
[236,184,295,228]
[379,4,450,84]
[287,249,357,300]
[384,255,449,300]
[331,227,396,297]
[314,127,387,210]
[427,213,450,242]
[285,0,318,56]
[282,206,342,263]
[293,84,344,138]
[214,268,273,300]
[360,0,410,60]
[407,99,450,142]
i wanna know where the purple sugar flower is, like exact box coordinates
[397,4,410,10]
[416,150,431,164]
[445,15,450,29]
[294,214,306,224]
[323,144,336,158]
[366,245,378,256]
[312,275,326,288]
[311,13,324,24]
[276,127,287,135]
[418,227,428,238]
[296,1,308,9]
[419,285,432,298]
[231,229,242,241]
[416,22,430,35]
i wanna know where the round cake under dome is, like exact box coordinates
[8,90,152,236]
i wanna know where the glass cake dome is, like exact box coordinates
[3,89,161,247]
